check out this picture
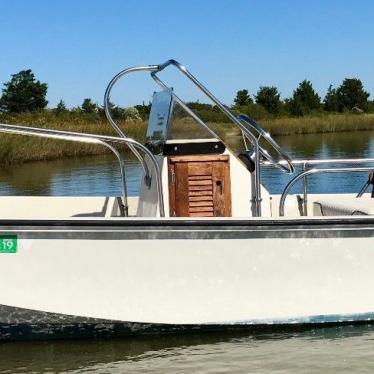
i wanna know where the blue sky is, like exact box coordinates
[1,0,373,108]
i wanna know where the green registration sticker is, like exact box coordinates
[0,236,18,253]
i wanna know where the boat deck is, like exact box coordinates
[0,194,373,219]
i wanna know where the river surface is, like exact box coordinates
[0,131,374,197]
[1,131,374,373]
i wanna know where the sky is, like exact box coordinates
[1,0,373,108]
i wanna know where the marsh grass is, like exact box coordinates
[260,113,374,136]
[0,112,374,164]
[0,112,147,164]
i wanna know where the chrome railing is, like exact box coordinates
[276,158,374,216]
[104,64,160,181]
[0,123,166,217]
[104,59,290,216]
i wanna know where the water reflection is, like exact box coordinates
[0,161,54,195]
[263,131,374,194]
[0,156,142,197]
[1,324,374,373]
[278,131,374,160]
[0,131,373,197]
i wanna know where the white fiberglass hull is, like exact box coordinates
[0,217,373,340]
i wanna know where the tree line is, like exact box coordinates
[233,78,372,117]
[0,69,373,123]
[0,70,147,122]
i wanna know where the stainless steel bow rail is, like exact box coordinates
[104,65,160,180]
[277,158,374,217]
[104,59,294,217]
[0,123,165,217]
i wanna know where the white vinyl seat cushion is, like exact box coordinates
[313,196,374,216]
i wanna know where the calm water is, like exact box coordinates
[2,325,374,373]
[1,131,374,373]
[0,131,374,197]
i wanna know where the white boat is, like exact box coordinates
[0,59,374,341]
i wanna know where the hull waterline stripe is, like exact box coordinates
[1,303,374,341]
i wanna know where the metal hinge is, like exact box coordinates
[171,170,176,184]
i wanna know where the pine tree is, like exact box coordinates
[234,89,253,106]
[255,86,281,114]
[288,80,321,116]
[0,69,48,112]
[81,98,97,114]
[54,100,67,115]
[336,78,369,111]
[324,85,339,112]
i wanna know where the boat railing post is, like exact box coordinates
[302,162,308,216]
[251,141,262,217]
[104,143,129,216]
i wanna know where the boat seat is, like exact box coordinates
[313,195,374,216]
[0,196,138,219]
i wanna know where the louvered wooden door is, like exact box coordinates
[168,155,231,217]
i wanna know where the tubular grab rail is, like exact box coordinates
[104,59,297,216]
[103,59,265,216]
[104,65,160,180]
[279,166,374,217]
[262,158,374,167]
[0,123,165,217]
[269,158,374,216]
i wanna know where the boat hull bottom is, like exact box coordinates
[1,303,374,341]
[2,320,374,342]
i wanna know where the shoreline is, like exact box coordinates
[259,113,374,136]
[0,113,373,164]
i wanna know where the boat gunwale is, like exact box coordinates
[0,216,373,227]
